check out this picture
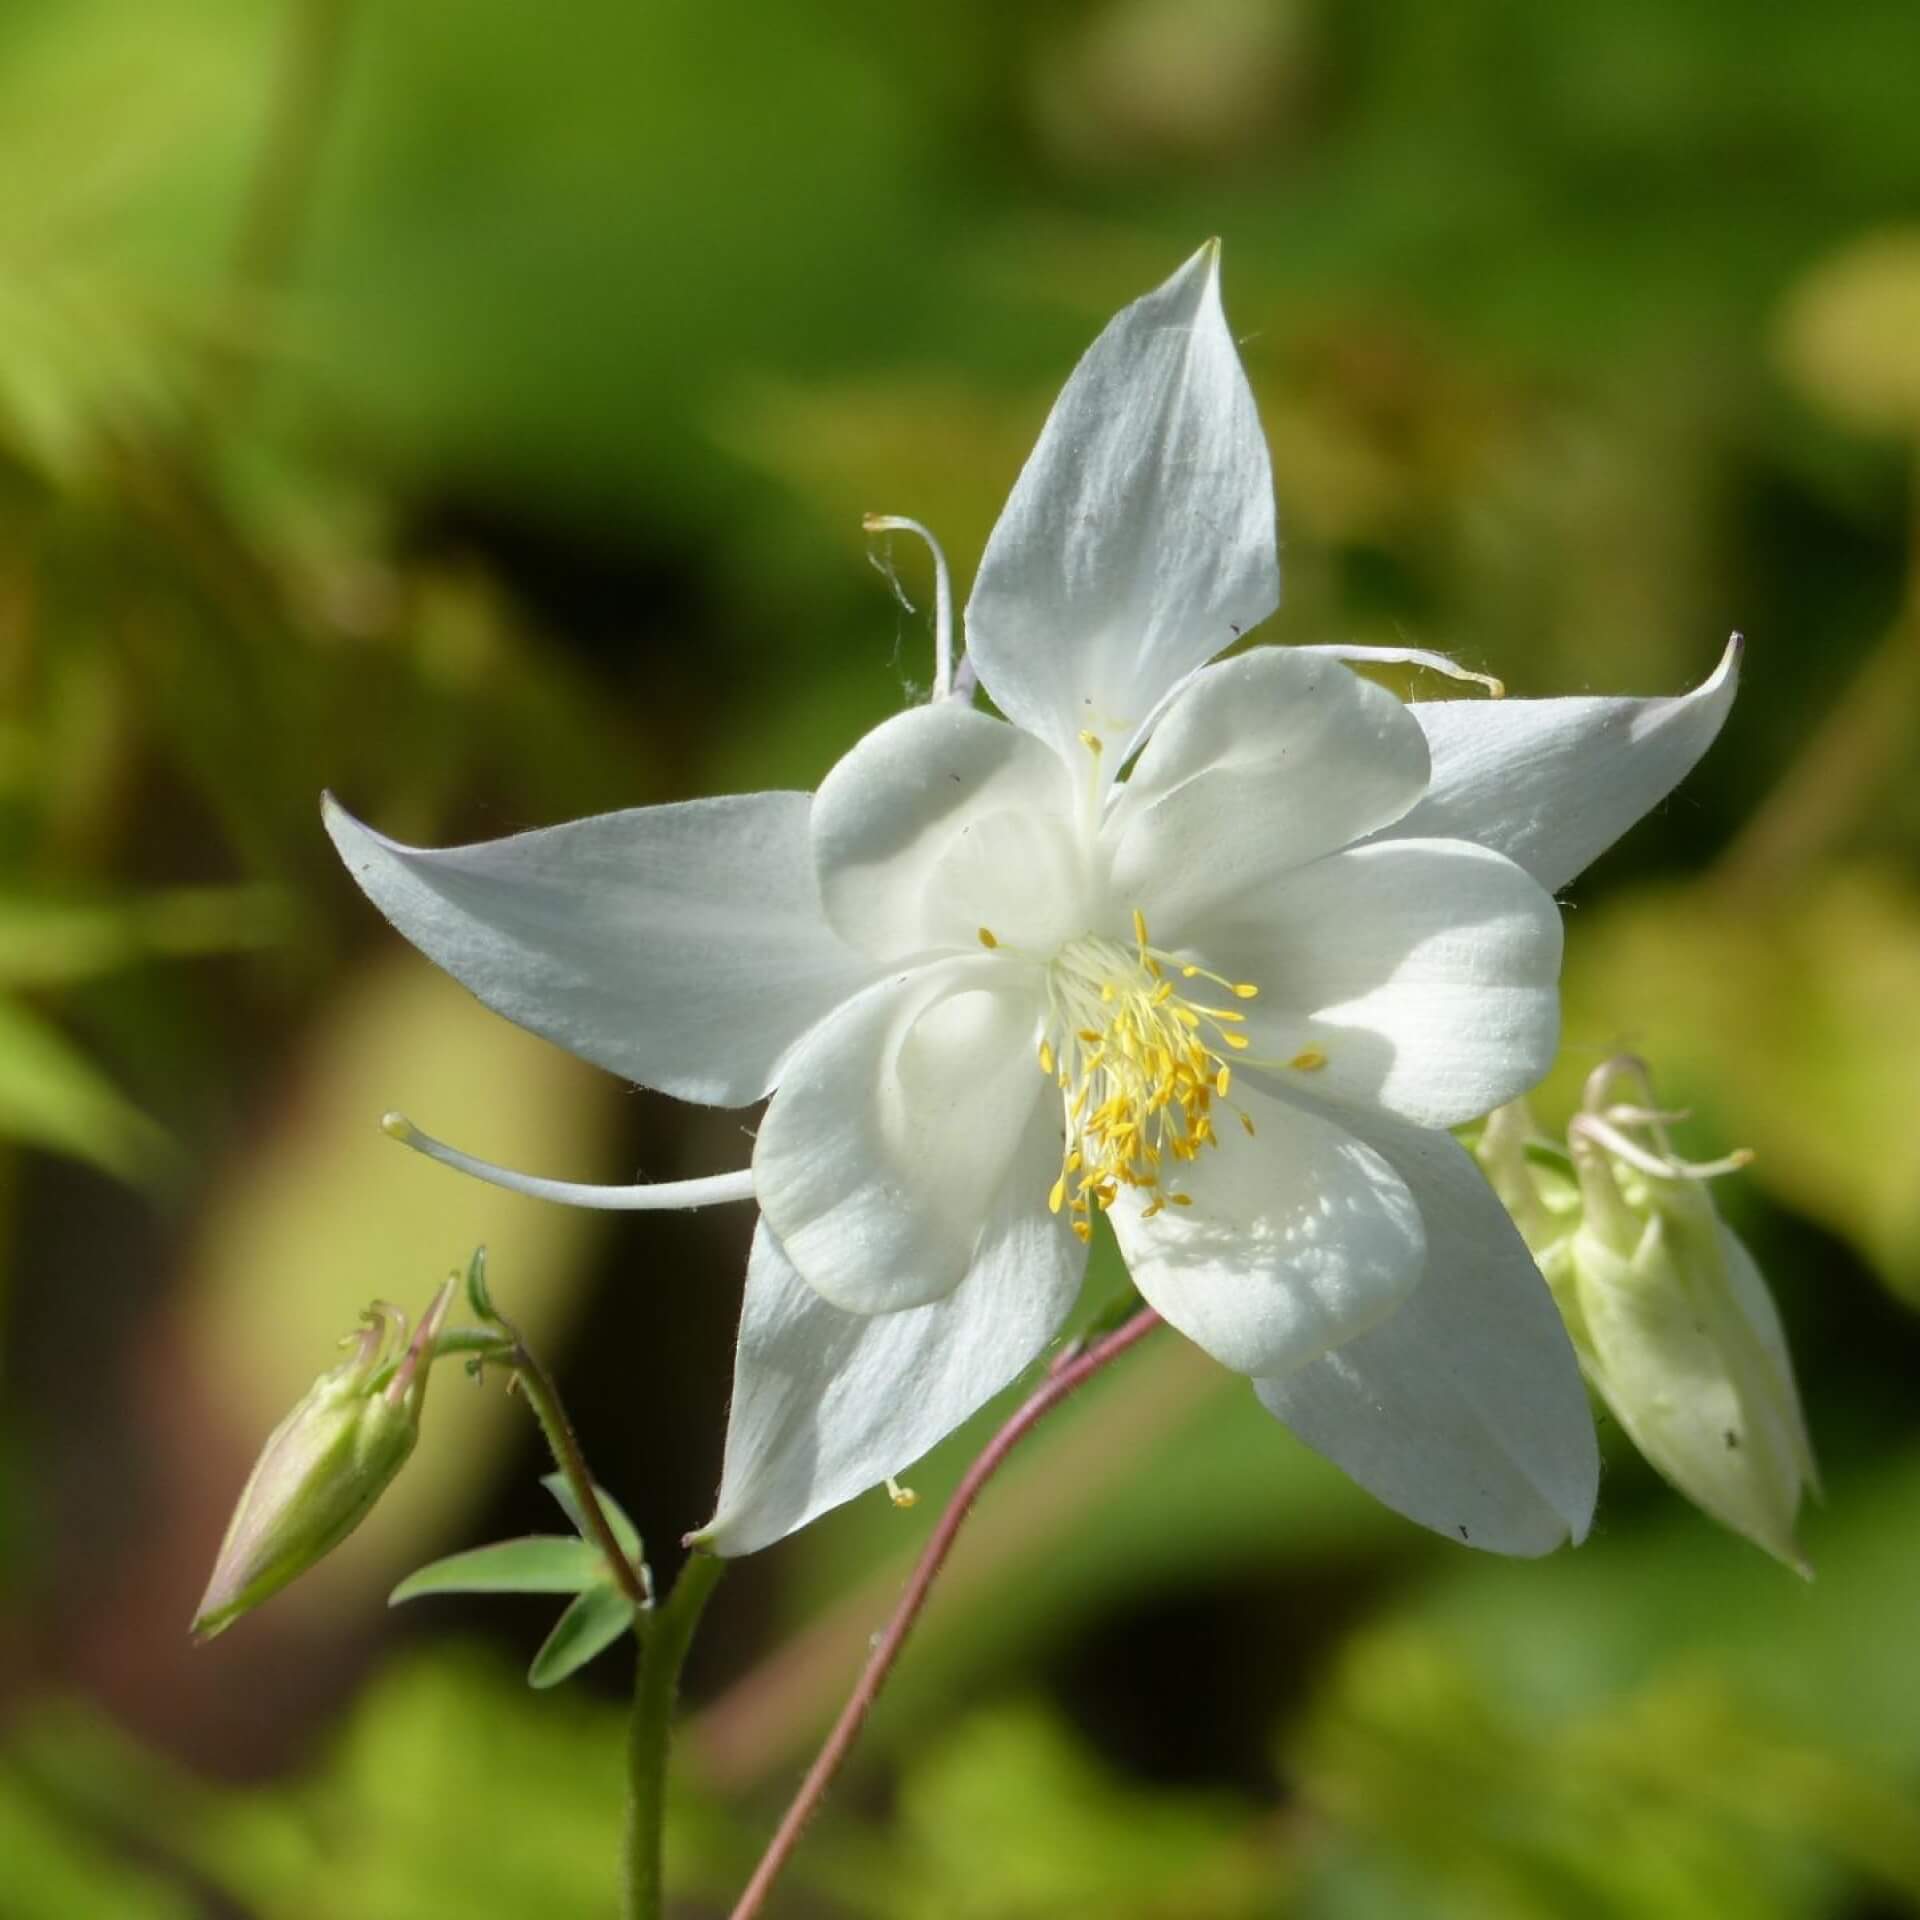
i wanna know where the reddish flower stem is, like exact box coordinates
[726,1305,1165,1920]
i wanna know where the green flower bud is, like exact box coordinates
[192,1280,454,1640]
[1478,1063,1818,1574]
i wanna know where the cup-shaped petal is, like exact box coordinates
[811,703,1082,960]
[1189,838,1563,1130]
[1105,648,1431,929]
[754,959,1058,1312]
[1109,1085,1424,1378]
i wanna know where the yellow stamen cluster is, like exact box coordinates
[1039,909,1259,1242]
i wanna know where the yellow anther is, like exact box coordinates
[1038,916,1267,1230]
[885,1476,918,1509]
[1231,983,1259,999]
[1078,729,1104,754]
[1289,1047,1328,1072]
[1072,1220,1093,1244]
[1239,1112,1257,1136]
[978,927,999,949]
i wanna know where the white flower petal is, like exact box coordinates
[698,1148,1085,1557]
[322,791,876,1107]
[963,242,1280,766]
[917,807,1090,957]
[1106,649,1430,930]
[1192,838,1562,1130]
[811,702,1079,960]
[753,960,1054,1313]
[1256,1111,1598,1556]
[1379,636,1740,893]
[1109,1084,1424,1378]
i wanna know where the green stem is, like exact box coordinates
[366,1326,510,1395]
[499,1323,651,1611]
[626,1552,726,1920]
[428,1327,516,1365]
[448,1255,721,1912]
[726,1309,1163,1920]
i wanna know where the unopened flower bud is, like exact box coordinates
[1478,1062,1818,1574]
[192,1279,455,1639]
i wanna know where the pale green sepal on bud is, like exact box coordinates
[1477,1061,1818,1576]
[191,1278,457,1640]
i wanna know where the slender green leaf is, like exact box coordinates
[0,886,293,988]
[527,1584,636,1690]
[389,1536,605,1606]
[0,995,176,1185]
[541,1472,643,1564]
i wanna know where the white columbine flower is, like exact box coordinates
[323,244,1739,1558]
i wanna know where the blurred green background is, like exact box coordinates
[3,0,1920,1914]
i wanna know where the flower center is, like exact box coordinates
[1033,910,1259,1242]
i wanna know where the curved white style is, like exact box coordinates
[325,243,1739,1559]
